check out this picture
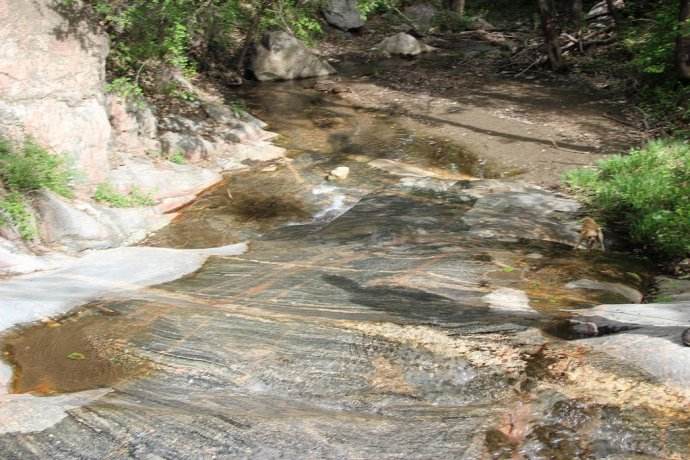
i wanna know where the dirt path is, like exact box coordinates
[317,30,642,187]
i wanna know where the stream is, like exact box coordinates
[0,79,689,459]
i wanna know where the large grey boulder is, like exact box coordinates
[403,3,438,33]
[322,0,365,31]
[251,31,336,81]
[0,0,112,184]
[374,32,436,57]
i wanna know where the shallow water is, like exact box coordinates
[1,80,688,459]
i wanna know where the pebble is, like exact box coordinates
[327,166,350,181]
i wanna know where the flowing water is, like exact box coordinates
[1,81,688,459]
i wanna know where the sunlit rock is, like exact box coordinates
[374,32,436,57]
[322,0,365,31]
[251,31,336,81]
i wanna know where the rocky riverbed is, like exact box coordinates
[1,80,689,459]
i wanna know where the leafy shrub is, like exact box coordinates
[0,192,37,240]
[105,76,146,106]
[93,183,155,207]
[564,140,690,258]
[168,151,186,164]
[433,11,473,32]
[0,138,73,197]
[358,0,398,19]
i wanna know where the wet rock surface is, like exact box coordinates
[1,79,689,459]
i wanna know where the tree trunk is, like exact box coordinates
[572,0,583,24]
[538,0,564,71]
[678,0,690,80]
[445,0,466,16]
[605,0,621,24]
[235,0,271,77]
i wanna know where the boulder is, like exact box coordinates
[565,279,643,304]
[374,32,436,57]
[403,3,438,33]
[322,0,365,31]
[0,0,112,184]
[34,191,170,251]
[251,31,336,81]
[576,302,690,388]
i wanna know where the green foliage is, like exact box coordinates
[93,183,155,207]
[358,0,398,19]
[617,0,690,131]
[433,11,473,32]
[229,99,247,117]
[564,140,690,258]
[0,138,73,197]
[105,76,145,105]
[168,151,186,164]
[72,0,326,78]
[262,1,324,44]
[0,192,37,241]
[624,1,680,76]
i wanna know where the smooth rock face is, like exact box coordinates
[375,32,436,56]
[577,303,690,387]
[462,182,580,244]
[34,191,171,251]
[251,31,336,81]
[566,278,644,303]
[322,0,365,30]
[107,95,160,156]
[0,176,688,457]
[653,276,690,302]
[0,242,248,333]
[0,0,112,183]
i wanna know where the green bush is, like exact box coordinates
[0,192,37,240]
[168,151,186,164]
[0,138,73,197]
[93,183,155,207]
[564,140,690,258]
[432,11,473,32]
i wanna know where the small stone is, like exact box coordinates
[683,328,690,347]
[261,165,278,172]
[328,166,350,181]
